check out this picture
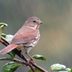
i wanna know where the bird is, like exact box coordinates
[0,16,42,57]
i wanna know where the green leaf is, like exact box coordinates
[32,54,46,60]
[3,62,21,72]
[70,68,72,72]
[0,22,8,27]
[0,23,8,31]
[66,68,71,72]
[8,51,16,58]
[1,33,7,38]
[50,63,66,71]
[28,68,42,72]
[0,22,8,37]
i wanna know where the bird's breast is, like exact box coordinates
[24,30,40,48]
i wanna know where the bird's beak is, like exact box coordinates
[40,22,42,24]
[40,21,43,24]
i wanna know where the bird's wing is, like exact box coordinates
[11,26,37,44]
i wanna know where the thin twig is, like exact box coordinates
[0,37,9,46]
[0,57,28,66]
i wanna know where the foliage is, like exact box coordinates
[2,62,21,72]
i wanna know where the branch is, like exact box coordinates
[31,62,48,72]
[0,37,48,72]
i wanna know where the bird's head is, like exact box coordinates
[25,16,42,29]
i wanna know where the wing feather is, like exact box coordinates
[11,26,37,44]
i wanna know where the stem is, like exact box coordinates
[0,57,28,66]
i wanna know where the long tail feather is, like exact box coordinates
[0,44,18,55]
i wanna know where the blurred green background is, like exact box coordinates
[0,0,72,72]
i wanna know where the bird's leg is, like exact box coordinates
[24,48,32,59]
[24,47,34,64]
[25,52,35,65]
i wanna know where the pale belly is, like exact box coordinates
[24,31,40,53]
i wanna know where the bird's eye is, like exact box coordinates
[33,20,36,23]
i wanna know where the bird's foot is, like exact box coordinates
[27,57,35,65]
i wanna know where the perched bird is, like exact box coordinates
[0,16,42,56]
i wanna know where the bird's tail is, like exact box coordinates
[0,44,18,55]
